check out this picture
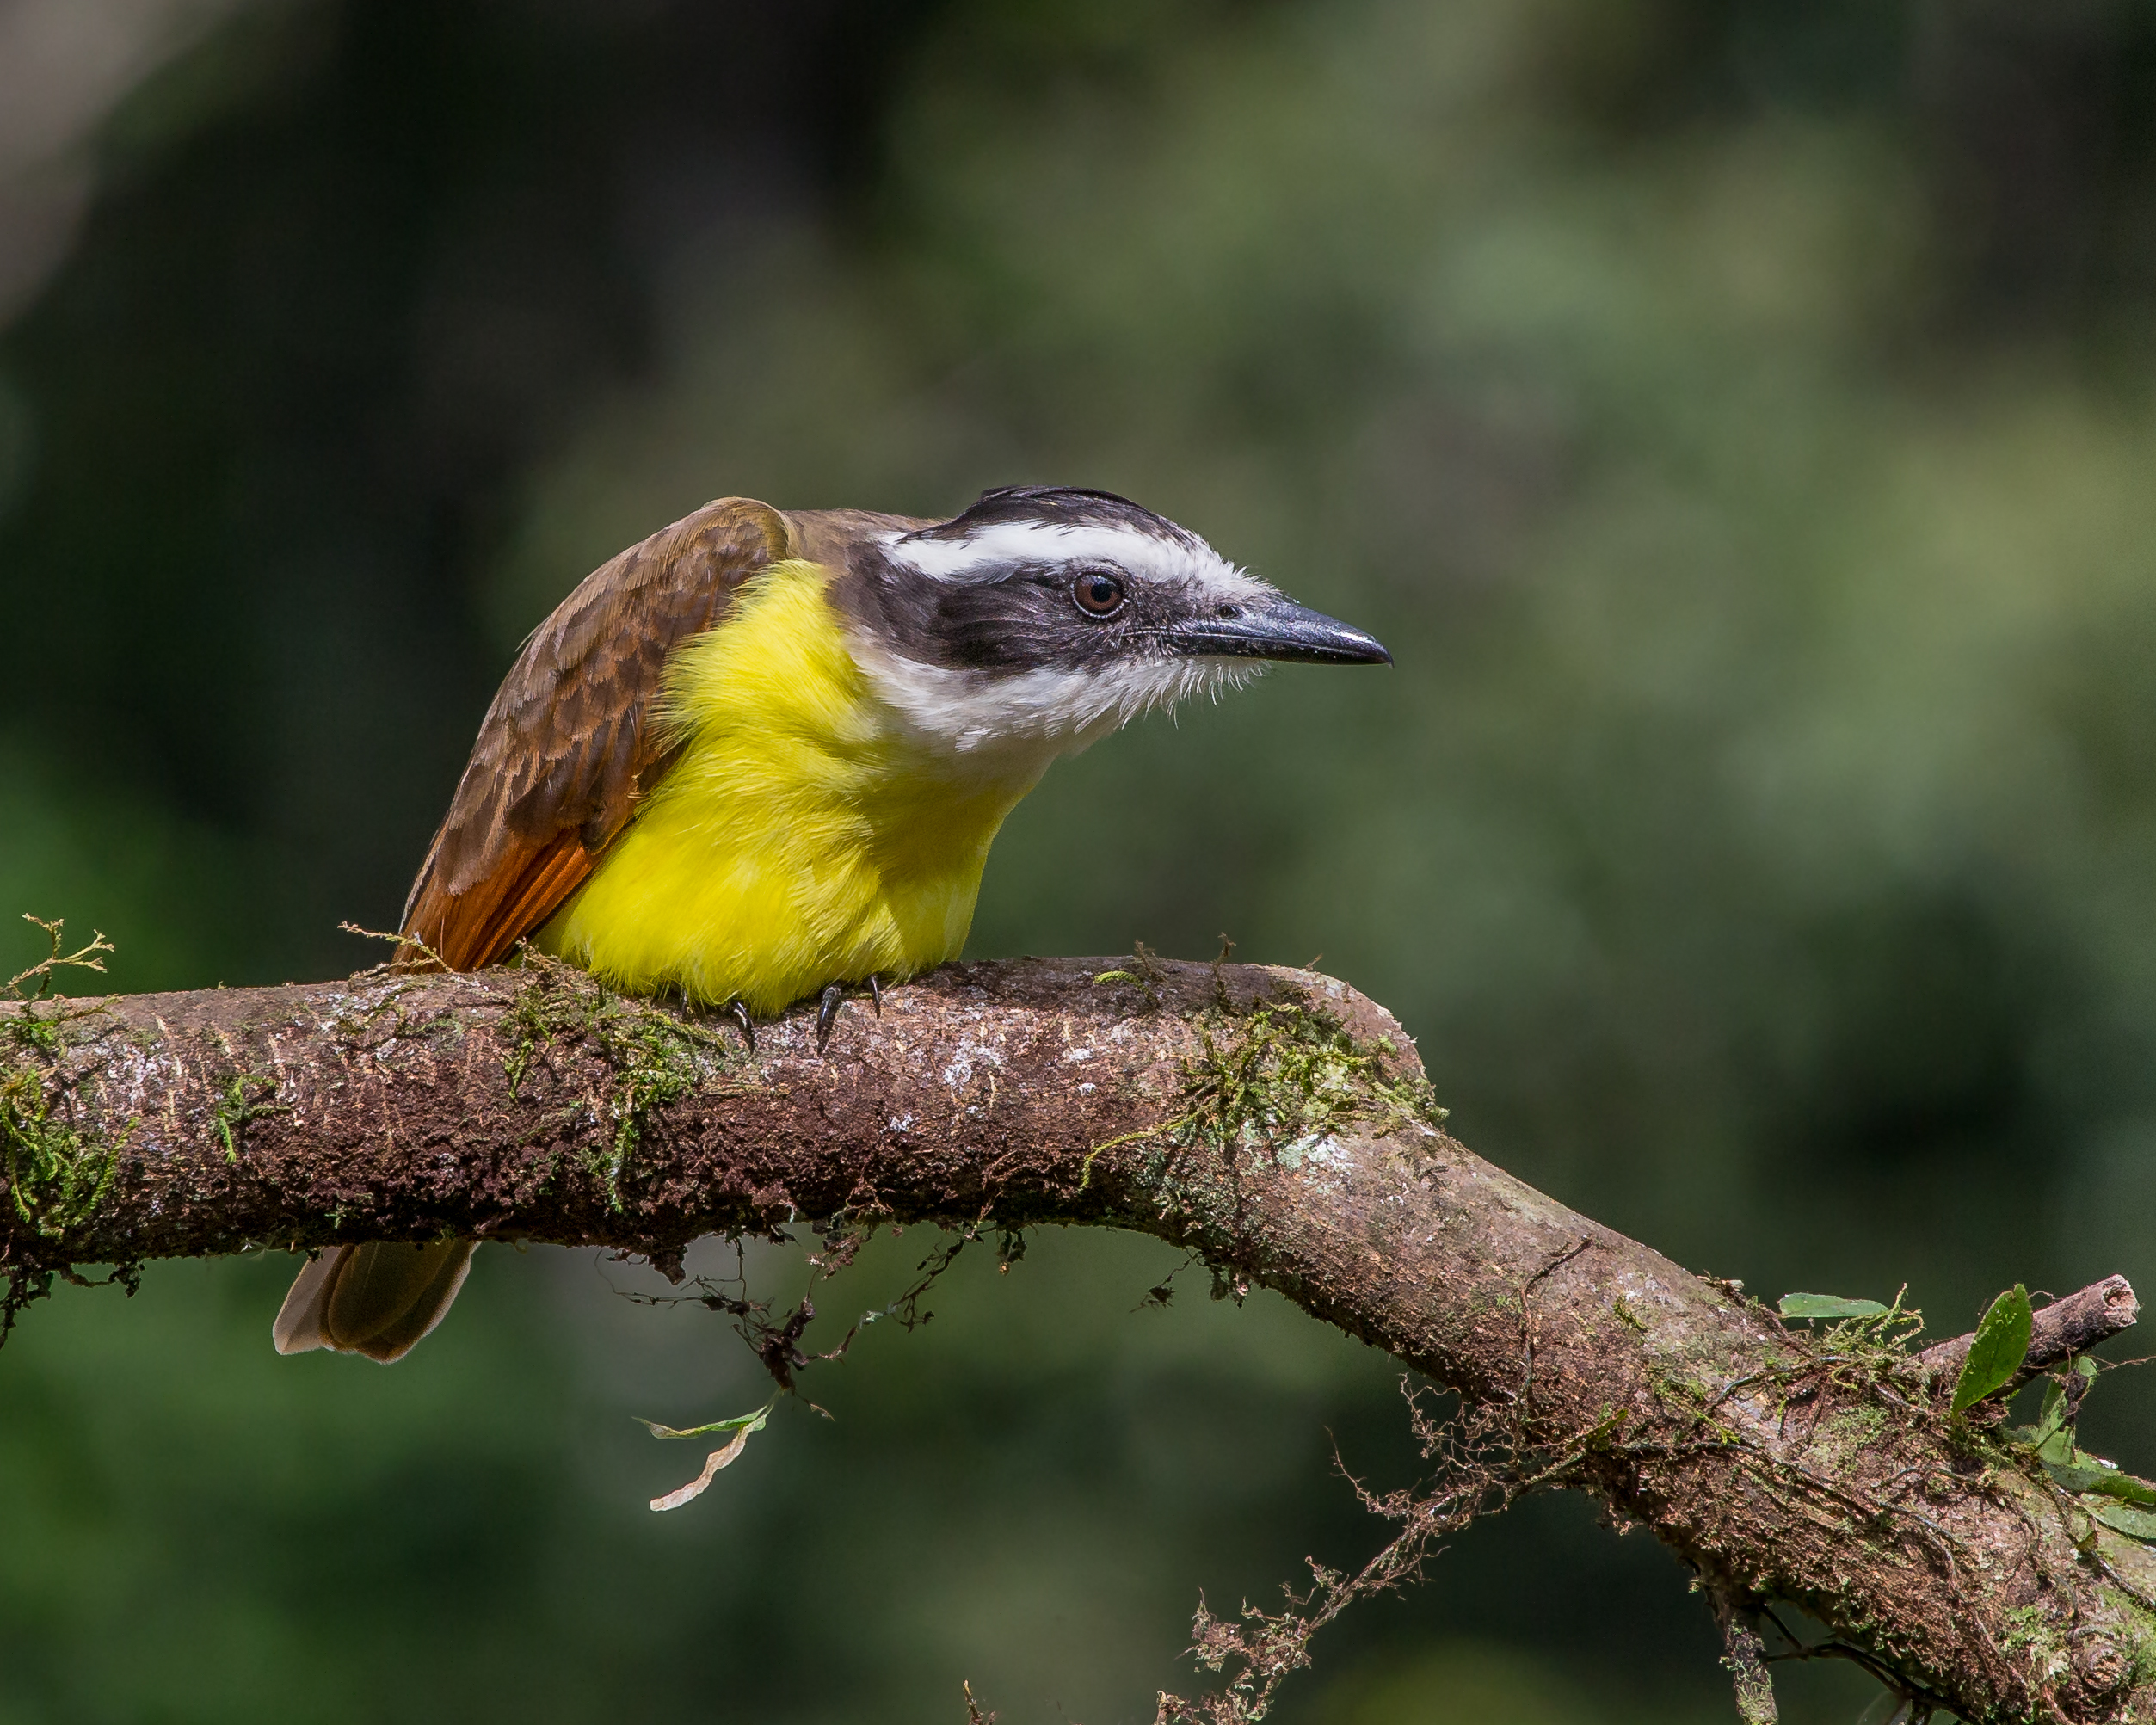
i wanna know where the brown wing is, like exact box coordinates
[398,496,798,970]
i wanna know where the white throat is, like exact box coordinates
[846,625,1258,763]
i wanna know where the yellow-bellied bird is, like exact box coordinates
[274,487,1389,1362]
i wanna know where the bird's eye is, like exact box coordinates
[1072,570,1127,618]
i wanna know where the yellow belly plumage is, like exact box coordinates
[536,560,1044,1017]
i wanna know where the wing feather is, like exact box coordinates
[398,497,798,970]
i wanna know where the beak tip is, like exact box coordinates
[1173,602,1395,667]
[1326,625,1394,667]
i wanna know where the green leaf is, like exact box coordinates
[636,1398,775,1441]
[2015,1377,2075,1460]
[2082,1464,2156,1508]
[2089,1500,2156,1543]
[2048,1457,2112,1493]
[2034,1376,2068,1442]
[2017,1360,2105,1462]
[1777,1292,1890,1321]
[1950,1285,2032,1415]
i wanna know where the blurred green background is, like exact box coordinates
[3,1,2155,1719]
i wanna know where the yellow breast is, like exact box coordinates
[535,560,1046,1016]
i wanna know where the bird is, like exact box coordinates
[273,485,1390,1363]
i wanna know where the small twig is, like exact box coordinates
[336,920,452,976]
[1762,1605,1956,1719]
[1210,933,1237,1009]
[1517,1235,1592,1416]
[1917,1274,2138,1392]
[6,915,114,1001]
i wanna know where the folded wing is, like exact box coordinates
[399,496,798,970]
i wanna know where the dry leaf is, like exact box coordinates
[650,1421,758,1512]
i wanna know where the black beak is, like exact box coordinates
[1167,597,1392,666]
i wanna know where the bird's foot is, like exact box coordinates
[814,976,884,1053]
[725,999,756,1055]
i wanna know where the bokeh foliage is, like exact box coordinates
[3,1,2155,1720]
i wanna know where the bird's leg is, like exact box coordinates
[815,983,846,1054]
[725,999,756,1055]
[867,974,883,1017]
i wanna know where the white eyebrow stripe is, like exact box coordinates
[890,521,1200,580]
[885,521,1279,613]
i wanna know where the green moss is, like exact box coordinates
[1740,1288,1930,1426]
[2000,1603,2072,1689]
[1814,1289,1925,1365]
[210,1071,286,1163]
[500,958,745,1207]
[1813,1404,1891,1463]
[1090,940,1170,1012]
[2100,1587,2156,1684]
[0,1065,125,1240]
[3,1004,64,1057]
[1085,998,1446,1206]
[3,996,115,1060]
[1177,1001,1446,1156]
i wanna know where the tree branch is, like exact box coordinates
[1919,1274,2141,1390]
[3,954,2153,1722]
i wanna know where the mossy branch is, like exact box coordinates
[1,953,2152,1723]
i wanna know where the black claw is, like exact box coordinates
[815,983,845,1054]
[727,1000,756,1055]
[868,974,884,1016]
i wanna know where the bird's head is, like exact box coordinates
[839,486,1389,758]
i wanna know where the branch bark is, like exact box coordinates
[3,955,2152,1722]
[1919,1275,2141,1390]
